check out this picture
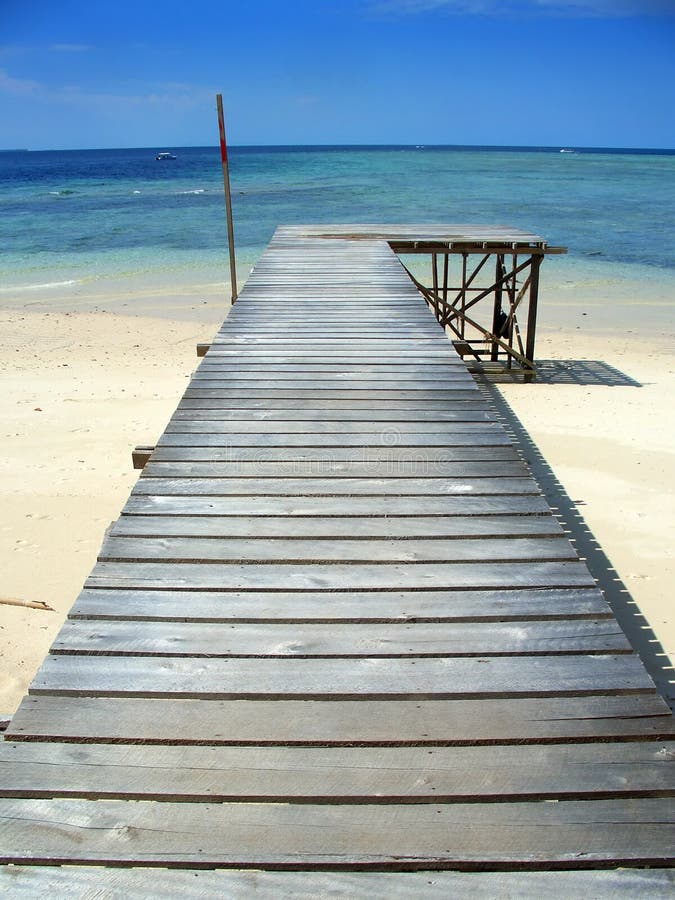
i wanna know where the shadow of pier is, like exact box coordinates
[471,359,643,387]
[474,372,673,709]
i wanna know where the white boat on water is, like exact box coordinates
[559,148,575,153]
[155,151,176,160]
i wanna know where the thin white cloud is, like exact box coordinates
[0,44,33,61]
[0,43,91,58]
[0,68,40,96]
[50,43,92,52]
[0,68,215,110]
[293,94,321,107]
[372,0,675,15]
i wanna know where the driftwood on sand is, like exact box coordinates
[0,597,53,612]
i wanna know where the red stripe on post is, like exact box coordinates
[216,93,228,163]
[219,121,228,164]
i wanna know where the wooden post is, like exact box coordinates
[216,93,238,303]
[132,446,155,470]
[460,253,467,339]
[491,254,504,362]
[506,253,517,369]
[431,253,439,322]
[525,253,542,369]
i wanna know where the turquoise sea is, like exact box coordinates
[1,145,674,326]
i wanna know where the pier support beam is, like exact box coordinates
[394,240,565,376]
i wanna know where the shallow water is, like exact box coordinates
[1,145,673,330]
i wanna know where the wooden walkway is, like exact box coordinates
[1,226,673,895]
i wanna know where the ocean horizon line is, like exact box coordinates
[5,143,675,156]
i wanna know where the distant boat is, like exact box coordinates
[155,151,176,160]
[559,148,575,153]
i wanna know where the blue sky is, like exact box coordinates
[1,0,674,150]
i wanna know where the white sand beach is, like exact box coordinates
[0,302,227,713]
[0,275,673,714]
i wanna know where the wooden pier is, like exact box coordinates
[1,226,673,896]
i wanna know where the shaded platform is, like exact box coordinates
[1,226,673,894]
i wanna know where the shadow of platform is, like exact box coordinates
[469,359,642,387]
[474,376,673,709]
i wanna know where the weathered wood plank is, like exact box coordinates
[1,741,671,802]
[180,390,492,402]
[97,535,577,565]
[109,513,562,539]
[84,559,596,591]
[192,364,480,374]
[191,362,469,372]
[190,364,470,375]
[197,349,462,358]
[52,619,630,657]
[277,223,551,242]
[68,586,609,623]
[184,366,472,376]
[130,476,540,496]
[8,694,674,745]
[213,323,443,331]
[202,327,452,334]
[0,798,672,866]
[204,350,470,360]
[121,493,551,516]
[187,379,476,391]
[170,410,493,424]
[157,430,514,447]
[140,460,528,479]
[166,420,502,434]
[206,329,448,342]
[176,398,502,411]
[1,866,673,899]
[145,444,522,461]
[29,653,652,699]
[172,407,491,423]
